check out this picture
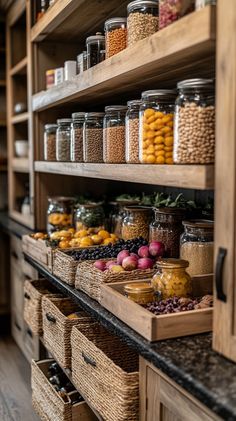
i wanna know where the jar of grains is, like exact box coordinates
[74,202,105,231]
[56,119,72,161]
[195,0,216,10]
[122,206,152,240]
[125,99,142,163]
[139,89,176,164]
[104,17,127,58]
[44,123,57,161]
[70,112,85,162]
[86,32,105,69]
[159,0,195,29]
[47,196,75,234]
[180,220,214,277]
[173,79,215,164]
[103,105,127,163]
[127,0,159,46]
[149,208,186,258]
[83,112,104,163]
[112,199,140,236]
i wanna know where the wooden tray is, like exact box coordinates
[22,235,54,272]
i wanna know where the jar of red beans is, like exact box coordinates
[159,0,194,29]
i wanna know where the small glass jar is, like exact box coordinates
[122,206,152,240]
[111,199,140,237]
[152,258,192,299]
[149,208,185,258]
[127,0,159,46]
[47,196,75,233]
[180,220,214,277]
[104,17,127,58]
[77,51,87,74]
[103,105,127,163]
[44,123,57,161]
[195,0,216,10]
[70,112,85,162]
[140,89,176,164]
[74,203,105,230]
[86,33,105,69]
[126,99,142,163]
[173,79,215,164]
[159,0,195,29]
[83,112,104,163]
[56,119,72,162]
[124,282,155,305]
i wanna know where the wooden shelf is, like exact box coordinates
[10,56,27,76]
[11,112,29,124]
[34,161,214,190]
[10,210,34,229]
[32,6,216,112]
[0,80,6,87]
[12,158,29,173]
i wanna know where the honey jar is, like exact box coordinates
[124,282,155,305]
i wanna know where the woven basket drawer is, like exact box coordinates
[71,323,139,421]
[53,250,78,286]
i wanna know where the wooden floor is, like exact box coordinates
[0,335,39,421]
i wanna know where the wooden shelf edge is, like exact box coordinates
[10,56,28,76]
[10,210,34,229]
[11,158,29,173]
[11,112,29,124]
[0,80,6,87]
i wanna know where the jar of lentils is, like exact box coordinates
[103,105,127,163]
[159,0,194,29]
[83,112,104,163]
[126,99,142,163]
[173,79,215,164]
[56,119,72,161]
[104,17,127,58]
[86,33,105,69]
[127,0,159,46]
[122,206,152,240]
[44,123,57,161]
[140,89,176,164]
[71,112,85,162]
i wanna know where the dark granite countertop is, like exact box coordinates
[0,211,32,238]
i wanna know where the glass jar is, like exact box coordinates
[127,0,159,46]
[159,0,195,29]
[149,208,185,258]
[173,79,215,164]
[70,112,85,162]
[83,112,104,163]
[77,51,87,74]
[122,206,152,240]
[47,196,75,233]
[111,199,140,237]
[74,203,105,230]
[140,89,176,164]
[152,258,192,299]
[104,17,127,58]
[180,220,214,277]
[103,106,127,163]
[195,0,216,10]
[124,282,155,305]
[126,99,142,163]
[56,119,72,161]
[44,123,57,161]
[86,33,105,69]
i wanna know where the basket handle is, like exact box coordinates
[82,351,96,367]
[24,292,31,300]
[46,313,56,323]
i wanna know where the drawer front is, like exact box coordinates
[11,235,23,261]
[11,262,24,315]
[23,323,40,362]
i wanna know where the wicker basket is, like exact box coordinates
[53,250,79,286]
[22,235,54,271]
[71,323,139,421]
[75,259,155,302]
[42,295,93,369]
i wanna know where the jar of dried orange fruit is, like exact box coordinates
[47,196,75,234]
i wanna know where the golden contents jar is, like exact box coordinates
[124,282,155,305]
[122,206,152,240]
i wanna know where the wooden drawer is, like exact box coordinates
[22,322,40,361]
[22,259,38,279]
[11,261,24,315]
[10,235,23,261]
[11,310,24,350]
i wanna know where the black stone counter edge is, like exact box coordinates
[25,254,235,420]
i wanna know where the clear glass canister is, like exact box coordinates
[125,99,142,163]
[111,199,140,236]
[70,112,85,162]
[103,105,127,163]
[124,282,155,305]
[149,208,185,258]
[151,258,192,299]
[83,112,104,163]
[173,79,215,164]
[86,33,105,69]
[180,220,214,276]
[159,0,195,29]
[74,202,105,231]
[122,206,152,240]
[47,196,75,234]
[140,89,176,164]
[77,51,87,74]
[56,119,72,162]
[195,0,216,10]
[44,123,57,161]
[127,0,159,46]
[104,17,127,58]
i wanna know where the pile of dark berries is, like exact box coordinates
[145,296,199,315]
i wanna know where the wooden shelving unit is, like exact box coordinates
[11,112,29,124]
[9,56,27,76]
[0,17,7,211]
[12,157,29,172]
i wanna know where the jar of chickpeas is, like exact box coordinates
[139,89,176,164]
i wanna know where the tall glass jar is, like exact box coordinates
[111,199,140,236]
[173,79,215,164]
[44,123,57,161]
[47,196,75,234]
[77,51,87,74]
[159,0,194,29]
[86,33,105,69]
[126,99,142,163]
[195,0,216,10]
[70,112,85,162]
[74,203,105,231]
[180,220,214,277]
[127,0,159,46]
[56,119,72,161]
[103,106,127,163]
[105,17,127,58]
[140,89,176,164]
[83,112,104,163]
[122,206,152,240]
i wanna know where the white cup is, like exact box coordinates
[64,61,77,81]
[15,140,28,158]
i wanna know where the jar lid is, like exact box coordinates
[124,282,154,293]
[105,105,128,112]
[79,201,103,208]
[124,205,152,212]
[85,112,105,118]
[177,79,214,89]
[142,89,177,99]
[182,219,214,229]
[45,124,57,130]
[48,196,75,203]
[104,17,127,30]
[157,258,189,269]
[86,32,105,44]
[46,69,55,75]
[72,112,86,120]
[127,0,158,13]
[57,118,72,124]
[127,99,142,107]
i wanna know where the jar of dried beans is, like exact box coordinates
[104,17,127,58]
[47,196,75,234]
[122,206,152,240]
[71,112,85,162]
[173,79,215,164]
[125,99,142,163]
[159,0,194,29]
[127,0,159,46]
[86,33,105,69]
[103,105,127,163]
[44,123,57,161]
[56,119,72,161]
[83,112,104,163]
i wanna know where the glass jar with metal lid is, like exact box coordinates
[70,112,85,162]
[173,78,215,164]
[125,99,142,163]
[44,123,57,161]
[47,196,75,234]
[83,112,104,163]
[122,206,152,240]
[77,51,87,74]
[74,202,105,231]
[159,0,194,29]
[180,219,214,276]
[104,17,127,58]
[111,199,140,236]
[127,0,159,46]
[124,282,155,305]
[140,89,176,164]
[86,32,105,69]
[103,105,127,163]
[195,0,216,10]
[56,119,72,161]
